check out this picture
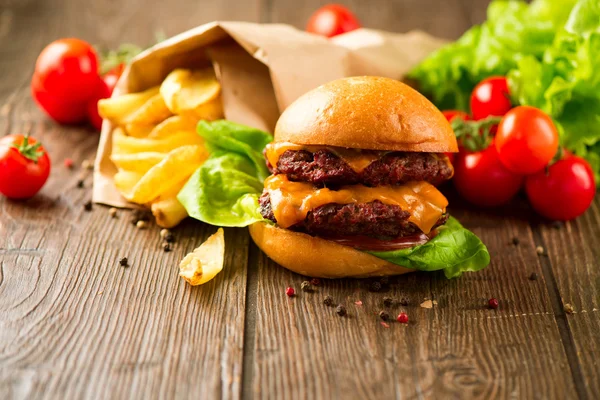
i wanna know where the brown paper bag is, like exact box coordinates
[93,21,446,207]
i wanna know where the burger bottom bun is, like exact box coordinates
[249,222,414,279]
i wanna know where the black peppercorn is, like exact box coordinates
[383,296,394,307]
[163,243,172,252]
[399,298,410,306]
[83,200,92,211]
[378,311,389,321]
[368,281,382,292]
[323,295,334,307]
[119,257,128,267]
[512,237,520,246]
[529,272,538,281]
[76,179,84,188]
[301,281,311,292]
[335,305,347,317]
[164,232,175,243]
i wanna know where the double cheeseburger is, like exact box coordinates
[249,76,458,278]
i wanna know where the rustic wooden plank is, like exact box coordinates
[248,193,577,398]
[266,0,483,39]
[0,0,261,398]
[536,197,600,399]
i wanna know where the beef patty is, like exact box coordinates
[259,192,448,240]
[269,150,452,187]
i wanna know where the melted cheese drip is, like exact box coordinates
[265,142,383,172]
[264,175,448,233]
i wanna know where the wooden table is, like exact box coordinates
[1,0,599,399]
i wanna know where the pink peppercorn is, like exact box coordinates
[397,312,408,324]
[488,298,499,309]
[285,287,295,297]
[64,158,74,169]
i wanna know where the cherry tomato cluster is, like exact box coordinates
[445,76,596,221]
[31,38,124,130]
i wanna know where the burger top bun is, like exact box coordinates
[275,76,458,153]
[249,222,414,278]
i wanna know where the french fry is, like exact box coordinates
[123,145,208,204]
[160,68,222,115]
[182,94,224,121]
[151,196,188,228]
[111,152,166,173]
[112,127,203,155]
[114,170,143,195]
[148,115,198,139]
[98,86,159,124]
[125,93,172,125]
[179,228,225,286]
[125,123,155,138]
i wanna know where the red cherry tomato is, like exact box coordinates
[306,4,361,38]
[103,63,125,94]
[0,134,51,199]
[495,106,559,175]
[86,78,112,131]
[525,156,595,221]
[453,144,524,207]
[31,38,99,123]
[442,110,470,165]
[470,76,512,120]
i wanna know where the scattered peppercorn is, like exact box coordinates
[163,242,172,252]
[399,298,410,306]
[564,304,574,314]
[64,158,74,169]
[132,209,151,222]
[164,232,175,243]
[378,311,389,321]
[82,159,93,170]
[552,221,563,230]
[119,257,128,267]
[301,281,311,292]
[335,305,347,316]
[160,229,170,239]
[310,278,321,286]
[83,200,92,211]
[136,220,148,229]
[368,281,382,292]
[488,298,499,309]
[512,237,520,246]
[536,246,545,255]
[285,287,295,297]
[529,272,538,281]
[108,207,118,218]
[76,179,84,188]
[397,312,408,323]
[323,295,334,307]
[383,296,394,307]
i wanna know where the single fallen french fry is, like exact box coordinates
[179,228,225,286]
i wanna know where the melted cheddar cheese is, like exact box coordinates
[264,175,448,233]
[265,142,383,172]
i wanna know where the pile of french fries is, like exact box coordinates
[99,67,223,228]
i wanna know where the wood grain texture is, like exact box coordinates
[249,194,577,399]
[536,198,600,399]
[0,0,260,399]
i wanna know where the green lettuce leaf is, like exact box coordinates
[409,0,578,111]
[368,217,490,279]
[508,0,600,181]
[177,120,273,227]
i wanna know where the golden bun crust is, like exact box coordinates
[249,222,414,278]
[275,76,458,153]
